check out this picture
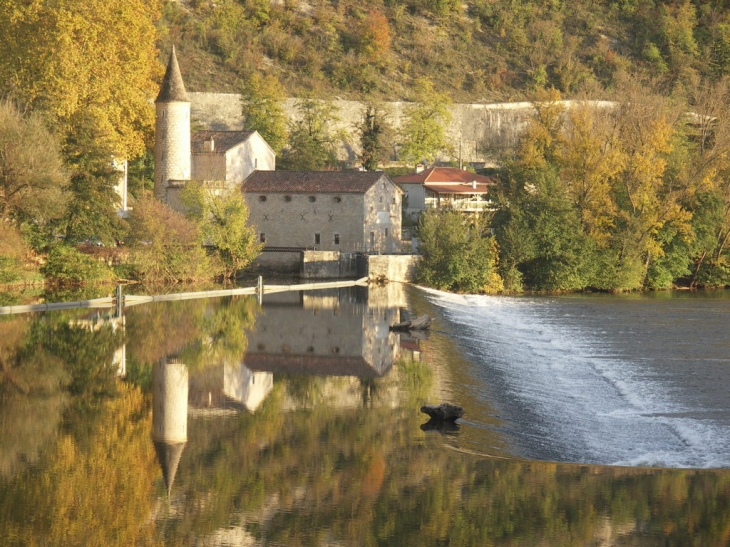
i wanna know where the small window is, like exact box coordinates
[254,158,258,169]
[308,196,316,202]
[379,196,383,203]
[284,195,292,202]
[257,343,265,351]
[334,233,340,245]
[392,197,396,204]
[260,233,266,243]
[258,195,267,202]
[333,196,342,203]
[385,228,389,238]
[370,231,375,247]
[307,346,314,353]
[314,233,321,245]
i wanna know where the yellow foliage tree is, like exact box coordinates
[0,0,163,160]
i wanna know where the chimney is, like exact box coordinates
[416,164,425,174]
[204,138,215,152]
[472,180,477,189]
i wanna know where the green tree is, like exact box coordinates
[62,113,127,246]
[416,209,502,293]
[399,79,453,167]
[357,104,392,171]
[280,99,344,170]
[183,183,262,279]
[240,73,288,154]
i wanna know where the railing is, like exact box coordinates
[424,196,492,212]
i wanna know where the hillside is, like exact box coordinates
[159,0,730,102]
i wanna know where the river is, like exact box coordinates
[0,282,729,545]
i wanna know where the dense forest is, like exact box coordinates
[3,0,730,291]
[160,0,730,102]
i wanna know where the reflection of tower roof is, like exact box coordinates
[245,353,389,378]
[156,46,189,103]
[154,441,186,495]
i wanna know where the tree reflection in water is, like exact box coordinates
[0,284,729,546]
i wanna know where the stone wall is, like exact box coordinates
[367,254,420,283]
[189,92,616,166]
[301,251,358,279]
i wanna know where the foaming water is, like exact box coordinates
[421,288,730,468]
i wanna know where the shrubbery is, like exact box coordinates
[41,245,114,284]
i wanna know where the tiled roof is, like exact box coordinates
[242,170,389,194]
[393,167,495,185]
[156,46,189,103]
[191,131,256,153]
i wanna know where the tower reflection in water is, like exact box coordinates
[151,283,414,493]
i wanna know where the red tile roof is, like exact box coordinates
[242,170,391,194]
[393,167,495,185]
[192,130,256,153]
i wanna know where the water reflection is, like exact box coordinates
[2,284,730,546]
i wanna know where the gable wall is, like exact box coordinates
[362,179,402,253]
[226,137,275,187]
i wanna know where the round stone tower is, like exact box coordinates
[154,46,191,202]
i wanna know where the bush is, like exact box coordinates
[41,244,114,283]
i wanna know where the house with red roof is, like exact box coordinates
[392,167,496,217]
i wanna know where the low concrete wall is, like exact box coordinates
[367,255,420,283]
[301,251,358,279]
[251,250,419,280]
[252,251,301,273]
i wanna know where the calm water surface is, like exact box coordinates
[1,283,729,546]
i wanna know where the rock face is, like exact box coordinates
[420,403,464,422]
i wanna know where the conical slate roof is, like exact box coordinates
[156,46,189,103]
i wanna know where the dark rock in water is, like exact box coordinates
[420,419,460,435]
[420,403,464,421]
[390,315,433,331]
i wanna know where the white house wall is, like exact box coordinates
[226,136,275,187]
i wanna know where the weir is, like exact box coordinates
[0,276,369,316]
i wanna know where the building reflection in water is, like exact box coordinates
[152,356,188,496]
[151,283,413,493]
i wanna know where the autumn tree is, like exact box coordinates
[358,11,391,64]
[0,0,163,161]
[399,79,453,167]
[0,101,68,227]
[126,197,212,282]
[240,73,288,154]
